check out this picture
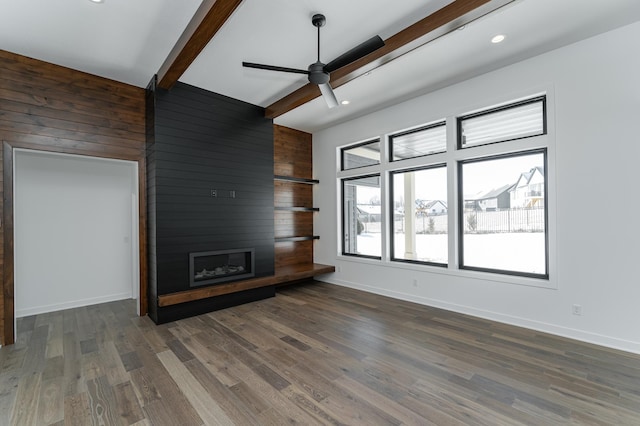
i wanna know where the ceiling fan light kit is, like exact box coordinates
[243,13,385,109]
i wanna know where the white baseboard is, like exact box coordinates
[15,292,134,318]
[322,277,640,355]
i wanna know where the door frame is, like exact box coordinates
[2,141,148,345]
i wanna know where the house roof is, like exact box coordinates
[466,183,514,201]
[513,166,544,188]
[422,200,447,209]
[2,1,639,132]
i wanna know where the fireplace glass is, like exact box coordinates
[189,248,255,287]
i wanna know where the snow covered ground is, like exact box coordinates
[356,232,545,274]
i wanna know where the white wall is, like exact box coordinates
[313,22,640,353]
[14,150,138,317]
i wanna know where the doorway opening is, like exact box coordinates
[14,150,140,319]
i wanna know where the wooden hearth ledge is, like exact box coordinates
[157,263,335,307]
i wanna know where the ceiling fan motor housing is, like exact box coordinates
[312,14,326,28]
[308,62,329,84]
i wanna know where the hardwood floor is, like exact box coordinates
[1,281,639,425]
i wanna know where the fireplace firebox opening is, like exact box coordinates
[189,248,255,287]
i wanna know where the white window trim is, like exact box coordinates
[336,86,557,290]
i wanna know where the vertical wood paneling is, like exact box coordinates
[273,125,315,268]
[0,50,146,345]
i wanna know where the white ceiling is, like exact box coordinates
[2,0,640,133]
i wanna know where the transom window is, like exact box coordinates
[341,139,381,170]
[458,96,546,149]
[338,94,550,282]
[389,122,446,161]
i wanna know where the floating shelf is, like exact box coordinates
[275,206,319,212]
[274,175,319,184]
[275,236,320,243]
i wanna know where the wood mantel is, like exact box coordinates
[158,263,335,307]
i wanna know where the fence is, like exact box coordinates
[362,207,544,234]
[464,207,544,233]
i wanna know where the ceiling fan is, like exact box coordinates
[242,13,385,108]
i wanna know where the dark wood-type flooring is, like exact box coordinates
[1,281,639,425]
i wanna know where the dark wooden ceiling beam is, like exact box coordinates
[157,0,243,90]
[265,0,514,119]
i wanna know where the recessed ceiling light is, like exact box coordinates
[89,0,104,3]
[457,25,466,31]
[341,100,350,105]
[491,34,505,44]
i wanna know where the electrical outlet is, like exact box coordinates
[211,189,217,197]
[412,279,418,287]
[572,304,582,316]
[336,266,341,273]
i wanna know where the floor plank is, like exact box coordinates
[1,281,639,425]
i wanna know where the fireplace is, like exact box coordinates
[189,248,255,287]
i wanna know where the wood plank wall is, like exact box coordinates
[273,125,315,268]
[0,50,146,344]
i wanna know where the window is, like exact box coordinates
[389,122,446,161]
[341,139,381,170]
[337,94,550,283]
[458,96,546,148]
[342,175,381,258]
[459,150,547,278]
[390,166,447,265]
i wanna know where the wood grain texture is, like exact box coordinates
[0,50,147,345]
[3,283,640,425]
[274,125,313,179]
[157,0,243,89]
[273,125,318,270]
[275,210,313,239]
[274,181,313,208]
[2,142,14,345]
[157,263,334,307]
[265,0,512,118]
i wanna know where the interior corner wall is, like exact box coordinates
[312,22,640,353]
[14,150,138,317]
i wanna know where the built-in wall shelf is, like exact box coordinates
[275,236,320,243]
[274,175,319,184]
[275,206,319,212]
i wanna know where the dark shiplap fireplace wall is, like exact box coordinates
[146,81,274,323]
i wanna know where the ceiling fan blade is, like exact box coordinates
[324,35,385,73]
[242,62,309,75]
[318,83,339,109]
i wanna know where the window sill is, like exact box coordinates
[336,254,557,290]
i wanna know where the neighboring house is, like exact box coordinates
[510,167,545,208]
[417,199,447,215]
[464,184,514,211]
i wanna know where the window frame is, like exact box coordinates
[457,95,547,150]
[389,121,447,162]
[335,91,554,288]
[389,164,448,267]
[340,138,381,171]
[341,173,383,260]
[457,148,549,279]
